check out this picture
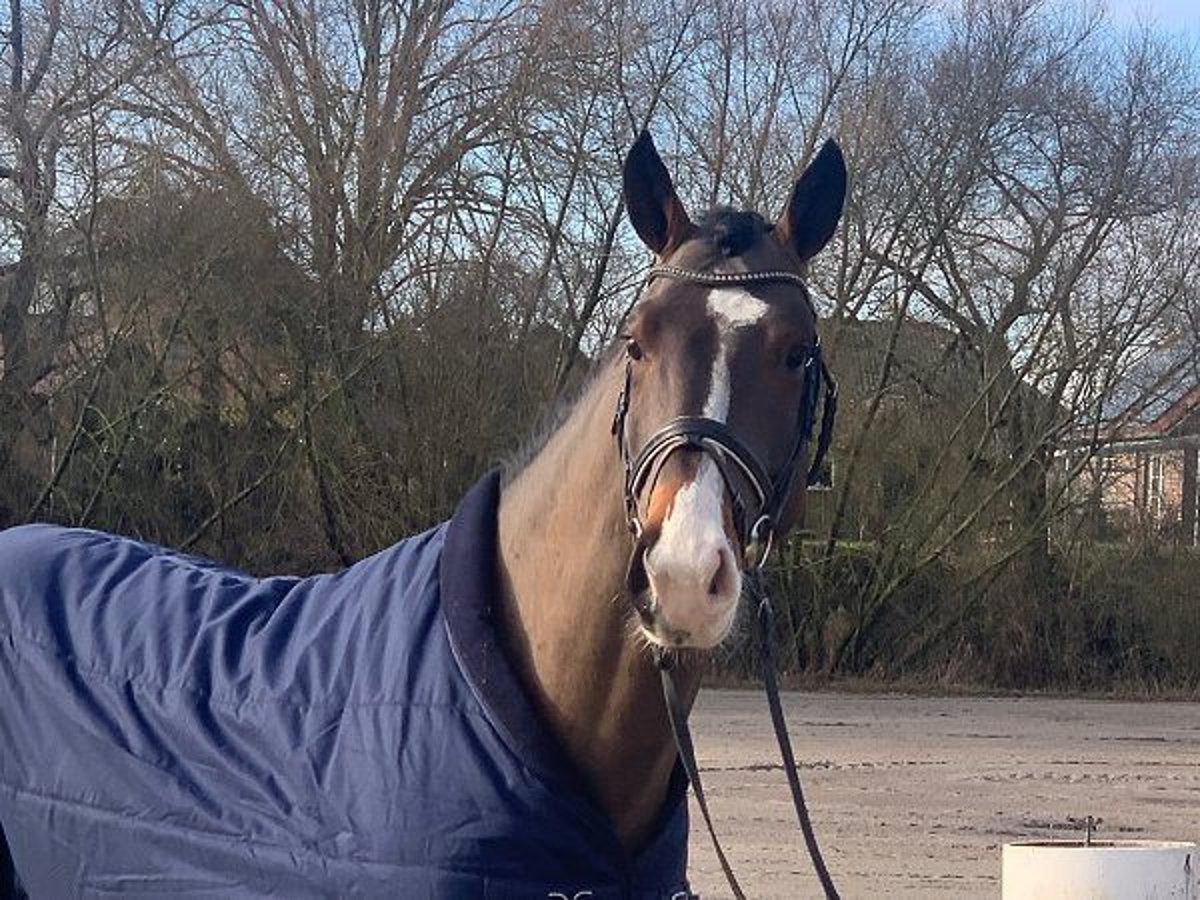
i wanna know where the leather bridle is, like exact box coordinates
[612,264,841,900]
[613,266,837,571]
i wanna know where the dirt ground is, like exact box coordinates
[685,690,1200,899]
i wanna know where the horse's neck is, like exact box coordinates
[496,358,701,851]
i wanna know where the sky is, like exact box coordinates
[1105,0,1200,34]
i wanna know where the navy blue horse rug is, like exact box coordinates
[0,473,690,898]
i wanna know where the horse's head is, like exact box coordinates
[617,131,846,650]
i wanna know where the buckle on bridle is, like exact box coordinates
[744,514,775,570]
[628,515,643,540]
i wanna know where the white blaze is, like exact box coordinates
[702,288,769,420]
[644,287,768,645]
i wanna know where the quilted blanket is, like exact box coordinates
[0,473,690,898]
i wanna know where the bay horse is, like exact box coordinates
[0,131,846,898]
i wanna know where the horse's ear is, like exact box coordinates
[776,139,847,265]
[622,130,693,257]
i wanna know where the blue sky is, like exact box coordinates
[1106,0,1200,33]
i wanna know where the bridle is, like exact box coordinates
[612,264,841,900]
[613,265,838,572]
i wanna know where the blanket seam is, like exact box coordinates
[0,626,477,715]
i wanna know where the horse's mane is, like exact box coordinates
[500,344,621,486]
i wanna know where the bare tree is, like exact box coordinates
[0,0,220,520]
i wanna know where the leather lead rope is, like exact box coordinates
[749,570,841,900]
[655,650,747,900]
[654,578,840,900]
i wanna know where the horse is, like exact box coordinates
[0,130,846,898]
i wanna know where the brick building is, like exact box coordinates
[1077,385,1200,546]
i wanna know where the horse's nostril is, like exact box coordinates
[707,548,732,598]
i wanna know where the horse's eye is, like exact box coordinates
[626,340,644,361]
[785,347,808,371]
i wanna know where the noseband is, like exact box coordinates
[612,264,842,900]
[611,265,838,568]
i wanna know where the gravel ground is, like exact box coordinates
[685,690,1200,899]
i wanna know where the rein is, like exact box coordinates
[612,265,841,900]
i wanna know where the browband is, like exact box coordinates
[644,264,817,316]
[646,264,810,287]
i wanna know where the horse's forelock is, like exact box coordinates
[694,208,774,259]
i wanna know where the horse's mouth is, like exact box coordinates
[637,600,694,647]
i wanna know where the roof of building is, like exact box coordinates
[1102,315,1199,423]
[1143,384,1200,436]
